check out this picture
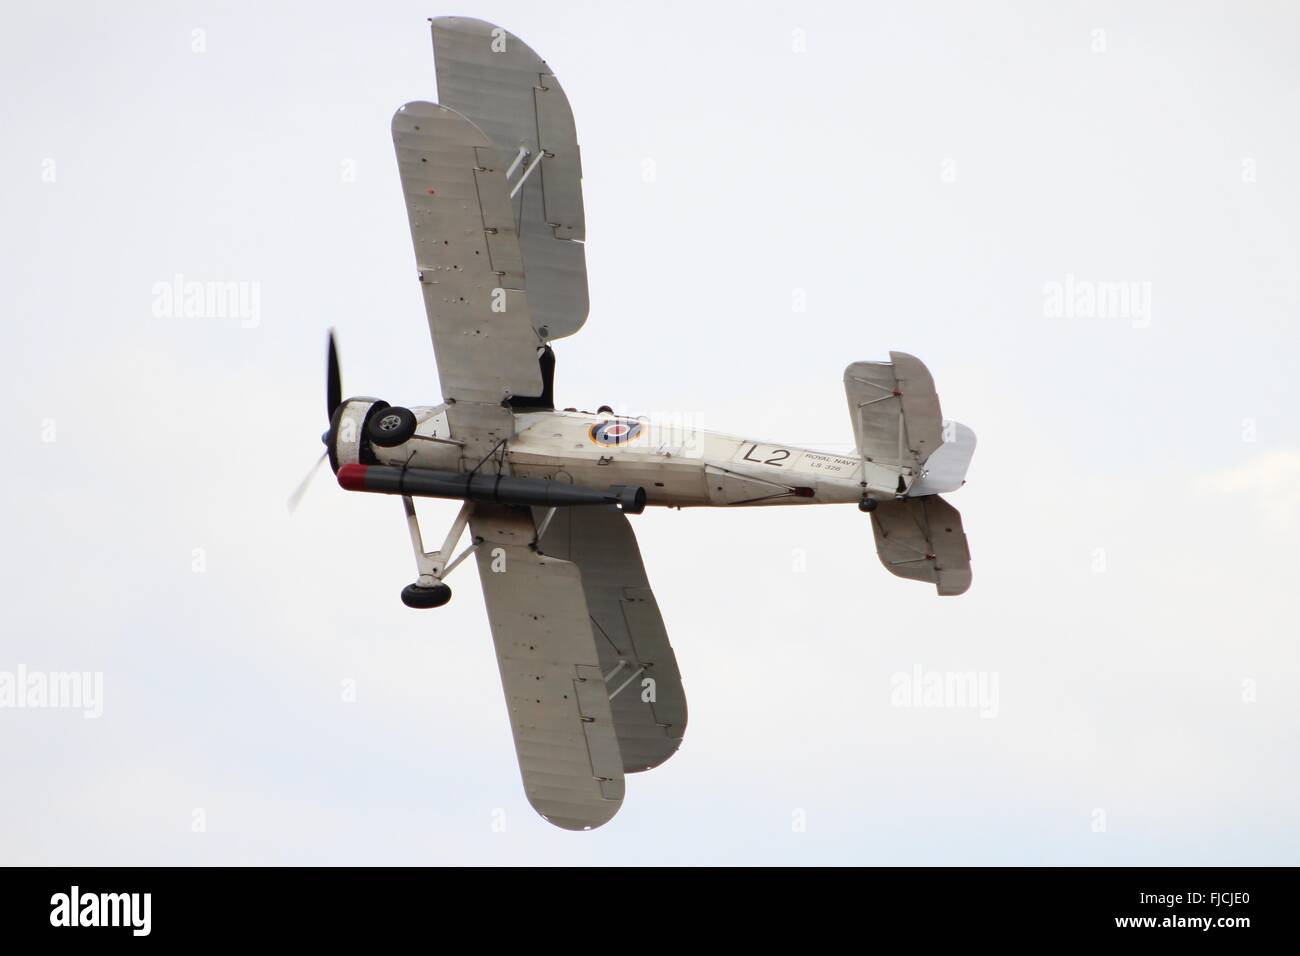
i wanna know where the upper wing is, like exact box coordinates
[471,503,624,830]
[392,101,543,405]
[535,506,687,772]
[431,16,589,343]
[870,495,972,596]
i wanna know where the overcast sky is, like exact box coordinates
[2,0,1297,864]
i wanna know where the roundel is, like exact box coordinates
[588,419,643,447]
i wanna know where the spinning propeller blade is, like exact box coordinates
[287,451,328,514]
[289,331,345,514]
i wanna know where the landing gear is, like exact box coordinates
[858,496,879,513]
[366,405,417,446]
[401,582,452,609]
[399,498,477,609]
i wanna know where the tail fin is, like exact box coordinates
[909,422,977,496]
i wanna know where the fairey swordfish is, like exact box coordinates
[301,17,977,830]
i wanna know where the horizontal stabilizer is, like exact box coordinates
[844,352,944,477]
[870,495,972,596]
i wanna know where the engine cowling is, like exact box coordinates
[327,400,452,473]
[326,399,385,474]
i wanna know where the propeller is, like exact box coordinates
[287,330,343,514]
[287,451,328,514]
[326,328,342,421]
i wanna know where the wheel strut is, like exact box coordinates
[400,498,476,608]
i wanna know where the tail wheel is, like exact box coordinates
[401,583,451,609]
[366,406,417,447]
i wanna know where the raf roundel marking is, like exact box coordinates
[588,419,643,447]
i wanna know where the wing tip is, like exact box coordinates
[937,569,973,596]
[390,100,492,147]
[531,797,623,831]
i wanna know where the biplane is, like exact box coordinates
[300,17,976,830]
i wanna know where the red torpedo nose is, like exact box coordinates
[337,463,369,492]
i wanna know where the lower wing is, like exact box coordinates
[471,504,624,830]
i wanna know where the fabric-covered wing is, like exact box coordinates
[392,101,543,405]
[870,495,972,596]
[431,16,588,343]
[535,506,686,772]
[470,503,624,830]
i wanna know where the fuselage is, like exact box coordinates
[369,405,904,508]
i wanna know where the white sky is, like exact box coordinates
[1,0,1297,864]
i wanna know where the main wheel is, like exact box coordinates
[367,406,417,447]
[858,497,878,513]
[401,582,452,609]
